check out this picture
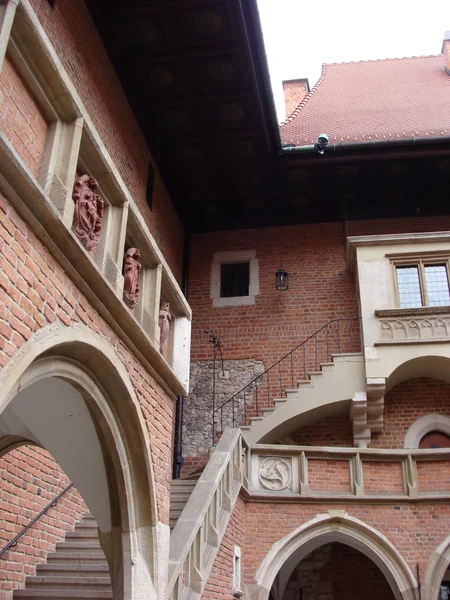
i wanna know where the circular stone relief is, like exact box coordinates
[259,457,291,491]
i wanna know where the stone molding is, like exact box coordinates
[251,512,417,600]
[210,249,259,307]
[0,323,160,599]
[404,413,450,449]
[422,534,450,600]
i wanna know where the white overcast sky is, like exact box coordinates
[256,0,450,121]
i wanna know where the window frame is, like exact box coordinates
[390,253,450,309]
[210,250,259,307]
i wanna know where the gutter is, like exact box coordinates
[281,135,450,155]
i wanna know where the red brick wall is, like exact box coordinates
[288,414,353,447]
[363,461,404,495]
[189,216,450,368]
[373,378,450,448]
[0,55,48,178]
[243,501,450,588]
[0,193,174,526]
[27,0,184,281]
[0,445,87,600]
[320,543,395,600]
[203,496,245,599]
[308,459,351,493]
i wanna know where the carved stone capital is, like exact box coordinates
[366,377,385,433]
[351,392,371,448]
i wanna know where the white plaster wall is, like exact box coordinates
[0,377,111,531]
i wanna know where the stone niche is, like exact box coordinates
[183,358,264,458]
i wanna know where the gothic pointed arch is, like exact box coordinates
[247,512,417,600]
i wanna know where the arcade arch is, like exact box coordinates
[0,323,160,600]
[246,513,417,600]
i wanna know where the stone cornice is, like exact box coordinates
[346,231,450,271]
[375,306,450,318]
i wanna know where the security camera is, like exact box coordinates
[314,133,329,155]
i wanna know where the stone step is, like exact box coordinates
[262,408,274,416]
[249,416,264,425]
[25,576,111,591]
[55,542,101,554]
[36,565,109,578]
[46,552,107,565]
[74,522,98,531]
[308,371,323,378]
[273,399,287,408]
[65,531,99,543]
[13,591,112,599]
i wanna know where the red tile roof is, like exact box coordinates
[280,55,450,146]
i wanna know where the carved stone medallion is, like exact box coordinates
[72,175,104,251]
[123,248,141,310]
[259,457,291,491]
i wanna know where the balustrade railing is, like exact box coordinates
[249,445,450,499]
[212,317,361,443]
[168,429,247,600]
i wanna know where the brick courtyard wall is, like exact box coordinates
[372,378,450,448]
[0,54,48,178]
[242,501,450,591]
[0,445,87,600]
[0,193,175,527]
[202,496,245,599]
[288,414,353,447]
[27,0,184,281]
[190,216,450,367]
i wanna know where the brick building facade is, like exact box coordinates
[1,1,450,599]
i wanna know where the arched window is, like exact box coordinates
[419,431,450,449]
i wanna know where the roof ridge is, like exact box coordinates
[280,63,328,128]
[325,53,442,67]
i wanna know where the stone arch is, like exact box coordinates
[0,323,160,600]
[422,534,450,600]
[247,512,417,600]
[404,414,450,448]
[386,355,450,393]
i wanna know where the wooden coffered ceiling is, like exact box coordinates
[86,0,450,232]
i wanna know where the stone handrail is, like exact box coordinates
[248,444,450,500]
[168,429,247,599]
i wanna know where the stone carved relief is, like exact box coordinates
[72,175,104,251]
[194,11,222,36]
[123,248,141,310]
[159,301,172,358]
[259,457,291,491]
[379,314,450,342]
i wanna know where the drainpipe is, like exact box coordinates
[173,231,190,479]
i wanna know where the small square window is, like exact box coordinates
[220,262,249,298]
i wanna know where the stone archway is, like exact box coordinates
[246,512,418,600]
[0,323,160,600]
[422,535,450,600]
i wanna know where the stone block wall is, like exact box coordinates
[182,358,264,471]
[0,445,87,600]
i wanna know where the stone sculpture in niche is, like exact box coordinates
[72,174,104,251]
[123,248,141,310]
[159,301,172,358]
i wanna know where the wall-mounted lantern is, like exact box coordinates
[276,269,289,291]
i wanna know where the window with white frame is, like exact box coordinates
[394,258,450,308]
[211,250,259,307]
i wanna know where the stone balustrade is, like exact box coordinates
[248,444,450,500]
[375,307,450,344]
[168,429,247,600]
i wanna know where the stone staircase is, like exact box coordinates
[12,482,199,600]
[169,476,199,529]
[242,352,365,445]
[13,513,112,600]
